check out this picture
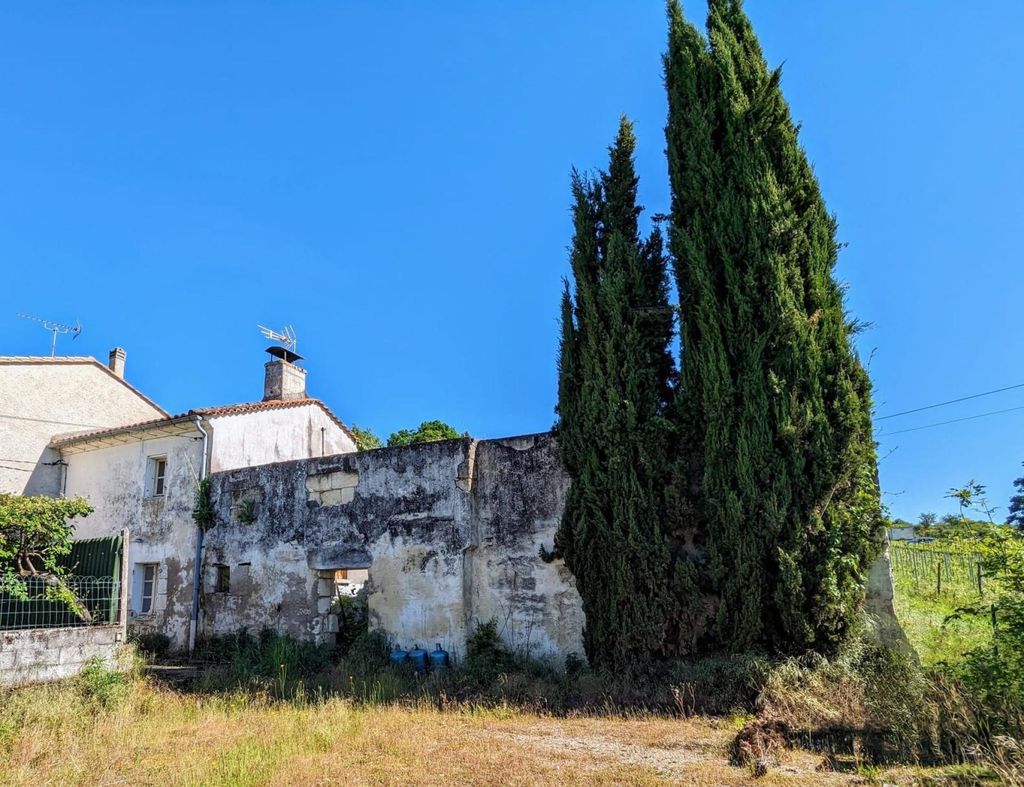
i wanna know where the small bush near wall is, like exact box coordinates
[194,628,336,695]
[128,631,171,660]
[332,589,369,654]
[77,658,131,709]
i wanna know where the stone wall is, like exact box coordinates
[0,626,125,687]
[200,430,905,664]
[203,433,585,661]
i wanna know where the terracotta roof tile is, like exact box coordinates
[49,397,355,447]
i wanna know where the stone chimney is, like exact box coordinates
[108,347,126,379]
[263,348,307,401]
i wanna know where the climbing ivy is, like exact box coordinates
[192,477,216,531]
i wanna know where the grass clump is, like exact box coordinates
[77,657,131,709]
[194,628,336,697]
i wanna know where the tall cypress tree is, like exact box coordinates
[665,0,883,654]
[555,118,676,668]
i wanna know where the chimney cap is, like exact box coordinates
[107,347,127,378]
[265,345,303,364]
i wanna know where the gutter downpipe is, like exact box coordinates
[188,416,209,654]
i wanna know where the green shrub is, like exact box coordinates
[333,589,369,655]
[129,631,171,660]
[344,630,390,676]
[194,628,335,696]
[77,657,129,709]
[667,654,771,716]
[462,620,521,687]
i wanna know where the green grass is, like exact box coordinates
[890,542,997,666]
[0,663,977,786]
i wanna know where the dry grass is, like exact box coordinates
[0,673,982,786]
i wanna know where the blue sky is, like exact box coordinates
[1,2,1021,522]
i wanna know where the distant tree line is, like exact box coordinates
[349,420,461,452]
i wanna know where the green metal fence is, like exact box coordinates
[0,534,123,631]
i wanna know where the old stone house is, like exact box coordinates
[47,351,357,650]
[2,347,357,650]
[2,346,904,665]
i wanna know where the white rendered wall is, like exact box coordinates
[207,404,355,473]
[0,360,164,496]
[63,434,203,649]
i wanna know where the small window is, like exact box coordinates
[141,564,157,613]
[133,562,158,615]
[147,456,167,498]
[215,564,230,593]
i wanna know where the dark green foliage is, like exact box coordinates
[191,477,215,532]
[915,515,994,540]
[948,526,1024,732]
[555,117,677,669]
[235,498,258,525]
[0,494,95,617]
[343,630,391,675]
[664,0,882,654]
[77,657,130,709]
[0,494,93,600]
[129,631,172,659]
[195,628,335,694]
[350,425,383,451]
[463,619,517,685]
[387,420,461,447]
[333,588,369,654]
[1007,463,1024,529]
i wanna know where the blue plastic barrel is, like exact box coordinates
[408,644,428,673]
[390,645,409,667]
[429,643,449,671]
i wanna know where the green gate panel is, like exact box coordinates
[0,533,123,630]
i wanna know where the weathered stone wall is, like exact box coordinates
[203,433,585,661]
[200,431,905,664]
[865,546,916,655]
[0,626,125,687]
[465,436,584,658]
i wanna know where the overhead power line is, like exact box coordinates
[875,382,1024,421]
[0,413,107,429]
[877,405,1024,437]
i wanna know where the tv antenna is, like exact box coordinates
[17,313,82,357]
[257,323,297,354]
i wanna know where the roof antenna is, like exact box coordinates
[18,313,82,357]
[257,323,302,363]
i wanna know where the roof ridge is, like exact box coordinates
[0,355,169,417]
[0,356,100,363]
[51,397,355,447]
